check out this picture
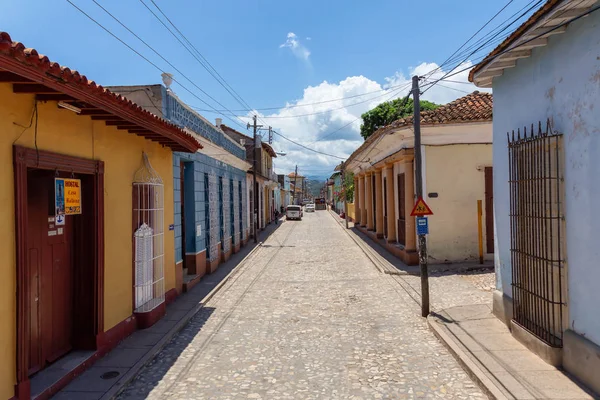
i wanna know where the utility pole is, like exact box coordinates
[247,115,262,244]
[293,165,299,205]
[412,75,430,317]
[341,162,348,229]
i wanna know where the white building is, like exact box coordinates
[470,0,600,393]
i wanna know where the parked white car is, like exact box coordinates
[286,205,302,220]
[305,204,315,212]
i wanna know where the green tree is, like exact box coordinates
[360,98,440,140]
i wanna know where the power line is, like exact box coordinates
[424,0,543,80]
[423,2,600,93]
[67,0,246,130]
[427,0,516,78]
[271,130,347,160]
[308,81,413,145]
[141,0,254,114]
[189,81,417,113]
[244,84,409,120]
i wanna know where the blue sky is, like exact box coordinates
[1,0,530,178]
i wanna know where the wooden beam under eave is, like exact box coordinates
[13,83,58,94]
[524,25,567,38]
[115,125,139,130]
[80,109,112,116]
[128,129,153,134]
[498,50,531,61]
[486,61,517,71]
[0,71,32,83]
[35,93,76,102]
[91,116,122,121]
[517,37,547,49]
[476,69,503,79]
[547,7,591,20]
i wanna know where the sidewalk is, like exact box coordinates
[328,209,494,276]
[52,222,282,400]
[428,304,597,399]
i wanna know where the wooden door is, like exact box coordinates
[485,167,494,253]
[27,171,73,375]
[372,175,377,231]
[383,177,388,238]
[397,173,406,245]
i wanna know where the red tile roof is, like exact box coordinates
[0,32,201,152]
[469,0,560,82]
[288,172,304,178]
[346,91,493,165]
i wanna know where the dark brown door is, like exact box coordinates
[27,171,73,375]
[383,177,388,237]
[372,175,377,231]
[485,167,494,253]
[397,173,406,245]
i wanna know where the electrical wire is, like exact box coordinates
[425,0,516,79]
[423,1,600,93]
[139,0,254,116]
[246,84,409,120]
[189,81,417,113]
[88,0,247,128]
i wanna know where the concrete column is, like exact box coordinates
[366,173,374,230]
[384,166,396,242]
[375,169,384,238]
[404,160,416,251]
[354,176,361,224]
[360,175,367,226]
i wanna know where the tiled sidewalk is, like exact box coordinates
[429,304,596,399]
[52,222,282,400]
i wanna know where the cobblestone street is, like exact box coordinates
[119,211,489,399]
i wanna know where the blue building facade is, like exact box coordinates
[162,88,249,282]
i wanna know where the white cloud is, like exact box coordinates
[279,32,311,62]
[246,62,490,178]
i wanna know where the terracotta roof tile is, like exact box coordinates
[0,32,201,152]
[346,91,493,165]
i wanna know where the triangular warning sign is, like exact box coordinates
[410,197,433,216]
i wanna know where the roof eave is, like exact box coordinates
[470,0,596,87]
[0,36,200,152]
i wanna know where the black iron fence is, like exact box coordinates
[508,120,565,347]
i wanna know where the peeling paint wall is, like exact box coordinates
[492,10,600,345]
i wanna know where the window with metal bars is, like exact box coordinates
[219,177,224,250]
[204,173,210,259]
[238,181,243,241]
[132,153,164,313]
[508,120,566,347]
[230,179,235,246]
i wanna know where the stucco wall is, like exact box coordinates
[173,152,247,263]
[0,85,176,398]
[424,144,492,262]
[491,10,600,345]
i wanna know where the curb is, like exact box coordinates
[327,209,388,275]
[101,242,266,400]
[426,315,508,400]
[327,209,406,275]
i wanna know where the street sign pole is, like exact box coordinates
[412,75,430,317]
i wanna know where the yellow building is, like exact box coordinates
[0,32,201,399]
[345,92,493,265]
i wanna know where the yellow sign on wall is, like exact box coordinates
[63,178,82,215]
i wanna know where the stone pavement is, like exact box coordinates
[327,214,595,399]
[428,305,596,399]
[117,210,487,399]
[52,222,282,400]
